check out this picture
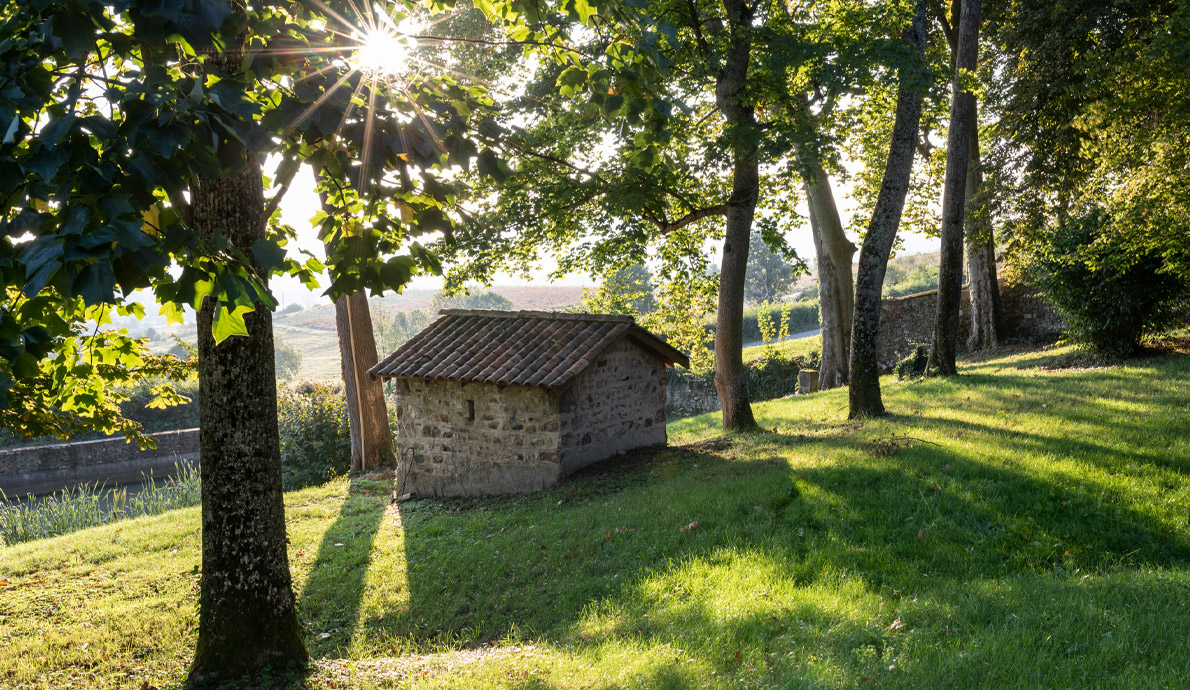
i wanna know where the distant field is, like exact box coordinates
[150,285,589,382]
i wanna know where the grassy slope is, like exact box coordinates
[742,335,822,364]
[2,343,1189,689]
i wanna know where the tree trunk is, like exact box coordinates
[712,0,760,431]
[928,0,981,375]
[804,163,855,390]
[848,0,930,418]
[334,291,395,471]
[965,105,1001,349]
[190,164,307,681]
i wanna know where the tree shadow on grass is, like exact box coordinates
[290,349,1190,687]
[368,446,774,647]
[349,410,1190,660]
[296,477,389,659]
[478,433,1190,688]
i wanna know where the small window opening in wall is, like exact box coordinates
[466,399,475,422]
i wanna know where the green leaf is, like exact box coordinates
[477,149,511,182]
[12,352,39,379]
[251,238,287,273]
[211,304,251,342]
[71,262,117,305]
[159,301,185,326]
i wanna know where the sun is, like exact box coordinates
[352,27,411,76]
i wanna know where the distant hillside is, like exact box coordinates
[143,285,587,381]
[278,285,587,333]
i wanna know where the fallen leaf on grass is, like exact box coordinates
[889,618,905,631]
[679,521,699,533]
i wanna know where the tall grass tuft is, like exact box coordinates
[0,461,201,546]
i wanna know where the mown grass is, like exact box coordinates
[2,341,1188,689]
[741,334,822,363]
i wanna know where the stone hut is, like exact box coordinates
[370,309,690,497]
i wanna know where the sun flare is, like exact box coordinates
[352,27,410,76]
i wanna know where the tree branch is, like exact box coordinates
[917,126,935,159]
[646,204,727,234]
[685,0,712,58]
[930,0,958,51]
[405,33,578,57]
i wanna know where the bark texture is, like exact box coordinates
[712,0,760,431]
[964,107,1001,349]
[848,0,930,418]
[334,292,395,471]
[804,163,855,390]
[928,0,982,375]
[190,164,307,680]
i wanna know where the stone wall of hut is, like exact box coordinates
[394,378,563,496]
[558,340,668,474]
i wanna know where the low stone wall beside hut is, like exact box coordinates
[0,428,200,497]
[876,280,1062,371]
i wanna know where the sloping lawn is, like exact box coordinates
[2,343,1189,689]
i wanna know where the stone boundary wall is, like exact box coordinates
[877,280,1062,371]
[665,281,1064,417]
[0,428,200,497]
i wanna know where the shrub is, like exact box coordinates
[665,346,821,417]
[276,383,352,489]
[703,300,820,343]
[1022,207,1190,358]
[885,265,939,298]
[274,339,303,380]
[894,345,930,380]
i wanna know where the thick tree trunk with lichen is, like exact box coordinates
[804,164,855,390]
[964,106,1001,349]
[190,164,307,682]
[334,291,394,471]
[188,23,306,681]
[712,0,760,431]
[849,0,929,418]
[928,0,981,375]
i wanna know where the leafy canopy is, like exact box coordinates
[0,0,534,424]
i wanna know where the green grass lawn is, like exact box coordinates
[2,342,1189,689]
[742,334,822,363]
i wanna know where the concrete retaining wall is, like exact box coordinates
[0,428,200,497]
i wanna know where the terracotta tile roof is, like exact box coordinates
[369,309,689,388]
